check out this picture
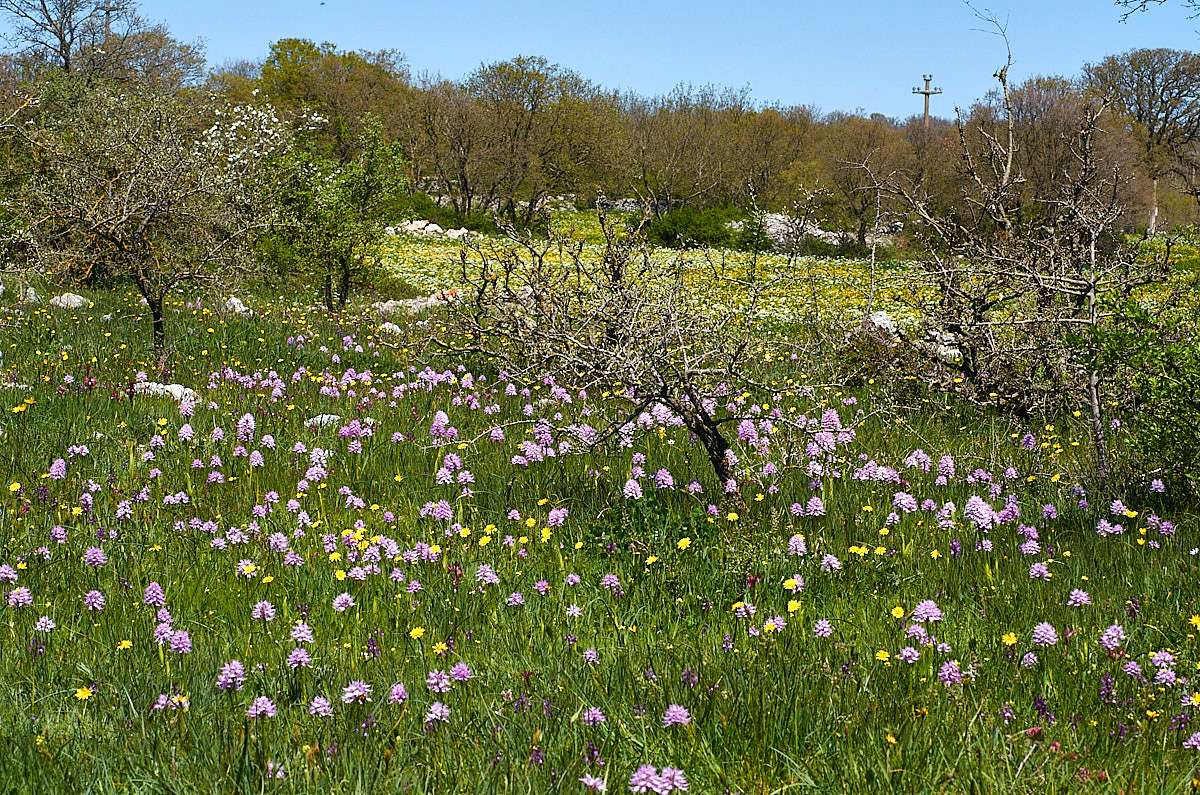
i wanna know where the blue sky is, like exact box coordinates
[141,0,1197,118]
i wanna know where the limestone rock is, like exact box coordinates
[49,293,91,310]
[372,290,459,317]
[224,297,252,316]
[132,382,198,403]
[866,311,898,337]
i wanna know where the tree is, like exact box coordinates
[820,113,910,247]
[95,22,206,89]
[896,115,959,214]
[0,0,206,91]
[1085,48,1200,232]
[3,77,293,357]
[0,0,131,73]
[464,55,615,226]
[1002,76,1087,210]
[872,36,1171,484]
[206,58,261,104]
[0,0,133,74]
[443,211,819,488]
[1115,0,1200,19]
[623,85,747,213]
[740,105,820,209]
[408,77,490,215]
[258,39,410,164]
[279,117,408,311]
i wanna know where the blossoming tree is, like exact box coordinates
[4,76,294,358]
[276,116,408,311]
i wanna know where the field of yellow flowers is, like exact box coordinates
[378,216,921,326]
[0,254,1197,792]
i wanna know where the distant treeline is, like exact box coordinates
[2,0,1200,244]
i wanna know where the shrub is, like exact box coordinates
[645,206,744,248]
[1102,292,1200,494]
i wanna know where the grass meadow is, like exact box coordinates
[0,255,1197,793]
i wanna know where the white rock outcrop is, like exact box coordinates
[865,311,898,337]
[132,382,197,403]
[49,293,91,310]
[224,297,252,316]
[728,214,899,250]
[392,219,472,240]
[372,290,459,317]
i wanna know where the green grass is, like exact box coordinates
[0,283,1196,793]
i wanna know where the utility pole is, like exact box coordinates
[98,2,121,42]
[912,75,942,129]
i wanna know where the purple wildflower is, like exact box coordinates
[661,704,691,727]
[217,660,246,691]
[1031,623,1058,646]
[246,696,276,718]
[341,680,372,704]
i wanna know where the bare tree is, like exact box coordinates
[439,211,817,487]
[870,23,1171,483]
[465,56,615,226]
[1115,0,1200,20]
[410,76,489,215]
[623,85,749,213]
[820,113,910,248]
[1005,76,1088,208]
[0,0,138,74]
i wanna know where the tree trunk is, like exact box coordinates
[323,272,334,312]
[148,295,166,359]
[675,402,735,487]
[691,418,733,487]
[1085,238,1110,485]
[337,258,351,309]
[1148,176,1159,235]
[131,273,167,359]
[1087,365,1109,484]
